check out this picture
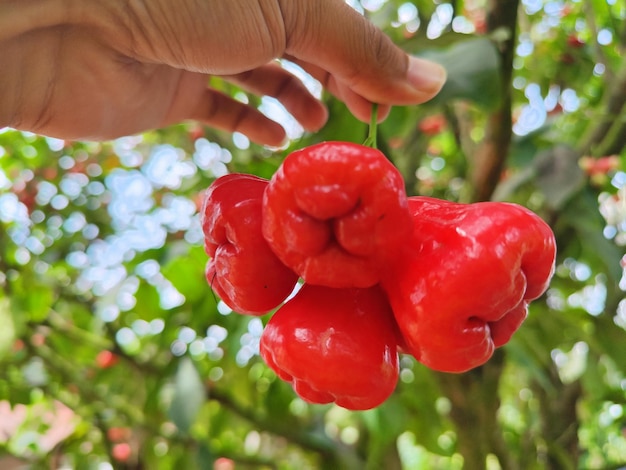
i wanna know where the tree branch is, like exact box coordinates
[579,66,626,156]
[207,386,363,469]
[435,349,515,470]
[469,0,519,202]
[533,363,582,469]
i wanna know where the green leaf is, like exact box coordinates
[162,245,210,306]
[168,357,206,434]
[0,297,16,360]
[533,145,586,210]
[590,313,626,377]
[9,277,54,323]
[298,98,368,146]
[132,282,163,321]
[195,443,214,469]
[417,37,502,110]
[560,189,624,283]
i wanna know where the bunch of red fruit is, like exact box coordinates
[201,142,556,410]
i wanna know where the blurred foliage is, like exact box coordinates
[1,0,626,469]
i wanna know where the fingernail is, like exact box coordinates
[407,56,447,95]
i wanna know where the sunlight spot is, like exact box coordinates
[178,327,197,344]
[361,0,387,11]
[217,301,232,315]
[58,155,75,170]
[143,145,196,189]
[193,139,232,177]
[232,132,250,150]
[597,28,613,45]
[150,319,165,334]
[452,16,474,34]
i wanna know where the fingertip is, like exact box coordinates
[255,123,289,148]
[339,88,391,124]
[298,100,329,133]
[375,104,391,123]
[407,56,447,101]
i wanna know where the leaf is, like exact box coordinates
[533,145,586,210]
[296,99,368,146]
[589,313,626,378]
[9,277,55,323]
[560,189,624,283]
[162,245,209,306]
[491,166,536,201]
[417,37,502,110]
[0,297,16,360]
[132,282,163,321]
[195,443,214,469]
[168,358,206,434]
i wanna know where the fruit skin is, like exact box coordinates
[262,141,412,289]
[201,174,299,315]
[260,283,400,411]
[381,197,557,373]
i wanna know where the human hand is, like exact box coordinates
[0,0,446,144]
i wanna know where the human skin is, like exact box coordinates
[0,0,446,144]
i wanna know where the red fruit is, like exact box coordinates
[96,350,119,369]
[381,197,556,373]
[214,457,235,470]
[188,125,205,141]
[567,35,585,48]
[107,427,132,442]
[418,114,446,135]
[473,17,487,34]
[12,339,25,352]
[261,141,412,288]
[260,284,400,410]
[580,155,620,176]
[547,103,563,116]
[112,442,132,462]
[202,174,299,314]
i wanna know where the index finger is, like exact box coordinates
[279,0,446,106]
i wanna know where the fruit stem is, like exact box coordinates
[363,103,378,149]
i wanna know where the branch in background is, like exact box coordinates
[596,117,626,157]
[25,340,144,424]
[582,0,613,84]
[533,363,582,470]
[468,0,519,202]
[435,350,517,470]
[207,386,363,469]
[579,66,626,156]
[578,0,626,157]
[432,2,523,466]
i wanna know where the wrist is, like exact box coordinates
[1,0,63,40]
[0,0,66,129]
[0,0,110,132]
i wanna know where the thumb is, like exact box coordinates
[280,0,447,106]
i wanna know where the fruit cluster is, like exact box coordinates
[200,142,557,410]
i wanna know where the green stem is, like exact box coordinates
[363,103,379,149]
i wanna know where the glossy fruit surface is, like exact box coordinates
[382,196,556,373]
[260,283,400,410]
[262,141,412,288]
[202,174,298,314]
